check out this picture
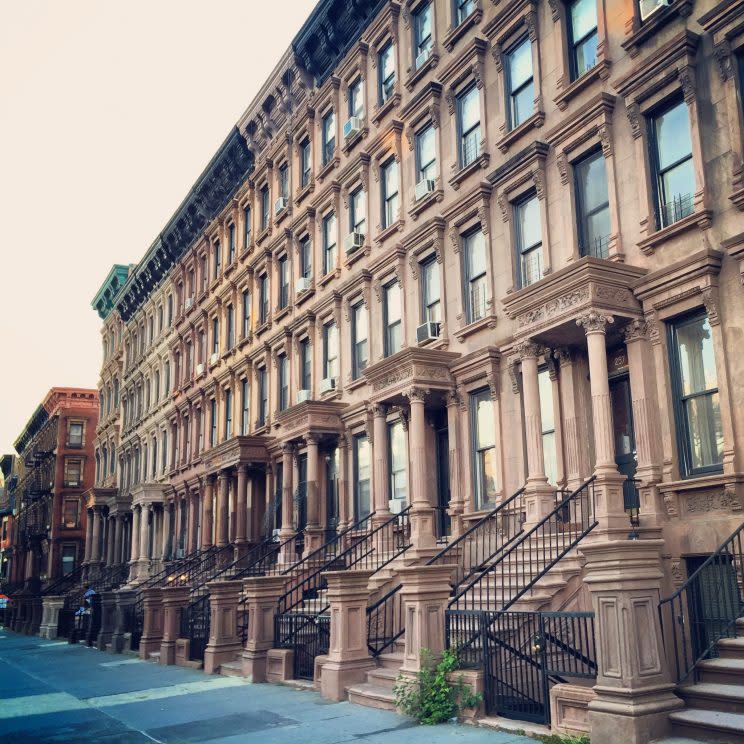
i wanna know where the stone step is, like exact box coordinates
[717,636,744,660]
[669,708,744,744]
[147,651,161,663]
[378,651,404,670]
[737,617,744,637]
[697,657,744,685]
[347,682,396,711]
[678,681,744,714]
[219,659,245,678]
[366,666,399,692]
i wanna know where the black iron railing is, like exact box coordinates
[42,563,86,597]
[167,543,235,588]
[659,192,694,229]
[659,520,744,683]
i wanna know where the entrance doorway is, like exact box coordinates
[609,373,637,509]
[324,447,339,542]
[435,423,450,540]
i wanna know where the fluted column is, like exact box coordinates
[91,507,103,563]
[113,515,123,565]
[216,472,230,547]
[406,387,435,552]
[84,508,94,564]
[130,506,141,562]
[446,391,464,537]
[235,465,248,545]
[201,478,214,549]
[187,491,197,554]
[303,435,322,553]
[106,516,116,565]
[161,504,171,560]
[371,405,391,521]
[279,445,295,540]
[139,503,151,560]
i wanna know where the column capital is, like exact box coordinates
[622,318,650,344]
[304,433,320,446]
[577,310,614,335]
[404,386,429,403]
[281,442,295,456]
[369,403,387,418]
[515,339,541,360]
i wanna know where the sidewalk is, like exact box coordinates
[0,629,534,743]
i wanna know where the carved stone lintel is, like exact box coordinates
[576,311,614,334]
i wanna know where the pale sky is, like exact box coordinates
[0,0,318,454]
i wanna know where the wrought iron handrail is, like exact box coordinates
[42,563,86,596]
[166,543,235,588]
[62,562,129,612]
[659,519,744,683]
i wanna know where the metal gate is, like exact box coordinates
[275,612,330,680]
[447,610,597,725]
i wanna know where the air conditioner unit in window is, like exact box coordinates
[296,389,311,404]
[415,48,431,70]
[296,277,312,293]
[414,178,436,201]
[416,321,441,344]
[320,377,336,394]
[209,352,219,365]
[274,197,287,214]
[639,0,669,20]
[196,362,205,376]
[344,232,365,254]
[184,296,193,310]
[343,116,364,139]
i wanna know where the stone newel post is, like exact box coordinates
[583,539,682,744]
[39,595,65,640]
[139,587,164,660]
[240,575,287,682]
[159,585,190,665]
[320,569,375,701]
[203,580,243,674]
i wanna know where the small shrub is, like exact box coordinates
[393,647,482,725]
[538,735,590,744]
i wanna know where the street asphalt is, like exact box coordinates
[0,628,535,743]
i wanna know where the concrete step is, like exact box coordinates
[347,682,396,711]
[698,657,744,685]
[219,659,244,678]
[677,682,744,713]
[717,636,744,659]
[670,708,744,744]
[366,666,399,692]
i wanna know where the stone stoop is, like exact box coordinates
[668,619,744,743]
[218,659,245,678]
[346,651,403,712]
[146,651,161,663]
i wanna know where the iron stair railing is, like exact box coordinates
[42,563,86,597]
[659,519,744,684]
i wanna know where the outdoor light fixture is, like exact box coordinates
[627,506,640,540]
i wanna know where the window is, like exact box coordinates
[63,499,79,528]
[250,273,265,325]
[279,163,289,202]
[323,212,337,275]
[228,224,236,264]
[381,159,399,229]
[379,42,395,103]
[324,322,339,380]
[224,388,232,439]
[351,302,368,378]
[299,338,311,391]
[413,3,433,65]
[195,409,202,454]
[670,313,723,476]
[353,433,371,518]
[538,368,558,485]
[384,281,402,356]
[67,422,83,447]
[350,187,366,236]
[416,124,437,184]
[242,289,251,337]
[64,458,82,487]
[154,371,160,403]
[456,0,474,25]
[322,110,335,165]
[278,255,289,309]
[210,399,217,447]
[61,545,76,576]
[212,317,220,356]
[213,241,221,279]
[241,379,250,434]
[279,355,289,411]
[457,85,480,167]
[299,235,312,279]
[388,420,407,510]
[261,184,270,231]
[184,415,191,460]
[167,295,173,326]
[575,149,610,258]
[161,430,168,472]
[300,139,312,188]
[651,99,694,228]
[421,257,441,323]
[226,304,234,349]
[507,37,534,130]
[515,194,542,288]
[200,256,208,293]
[349,78,363,118]
[243,205,252,248]
[471,389,497,509]
[568,0,598,81]
[463,229,487,322]
[258,367,268,426]
[152,438,157,478]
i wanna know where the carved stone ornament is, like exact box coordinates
[507,359,520,394]
[532,169,546,201]
[714,41,733,83]
[701,287,720,326]
[663,491,679,518]
[498,192,509,223]
[515,340,540,360]
[556,152,569,185]
[449,226,461,253]
[405,386,429,403]
[622,318,649,343]
[597,124,612,158]
[525,10,538,42]
[576,311,614,334]
[547,0,560,21]
[678,66,696,104]
[626,102,642,139]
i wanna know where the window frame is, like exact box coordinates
[574,147,611,259]
[415,123,437,184]
[514,191,543,289]
[567,0,599,82]
[300,139,312,187]
[469,387,498,510]
[299,338,312,391]
[353,432,371,519]
[383,280,402,357]
[462,228,488,324]
[413,2,434,64]
[322,110,336,166]
[323,321,339,381]
[457,84,481,168]
[381,158,400,229]
[351,301,369,379]
[241,379,250,435]
[322,212,337,275]
[278,255,290,309]
[420,256,441,324]
[505,35,535,132]
[378,42,396,105]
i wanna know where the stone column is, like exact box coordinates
[320,569,375,701]
[203,579,243,674]
[201,478,214,549]
[96,590,118,651]
[187,491,197,554]
[278,444,295,564]
[577,312,626,535]
[216,472,230,547]
[83,509,94,565]
[130,506,141,563]
[372,404,391,521]
[138,587,164,660]
[110,588,137,653]
[91,507,103,564]
[446,391,464,537]
[235,465,248,549]
[583,539,682,744]
[139,504,151,562]
[161,504,171,561]
[304,435,323,554]
[107,517,117,565]
[518,341,554,526]
[397,564,452,676]
[338,436,350,530]
[159,585,190,665]
[240,575,287,682]
[39,596,65,639]
[113,515,123,565]
[556,348,589,490]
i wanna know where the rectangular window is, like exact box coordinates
[299,235,312,279]
[471,389,498,509]
[416,124,437,184]
[575,149,610,258]
[381,159,399,229]
[414,3,433,65]
[67,422,83,447]
[212,317,220,356]
[258,368,268,426]
[167,295,173,326]
[324,322,339,381]
[64,458,82,487]
[350,187,366,235]
[259,273,269,324]
[388,420,407,510]
[515,194,542,288]
[279,163,289,201]
[568,0,598,81]
[228,223,236,264]
[670,313,723,476]
[300,139,312,188]
[421,257,441,324]
[463,229,487,322]
[63,499,79,528]
[196,409,202,454]
[261,185,270,231]
[242,289,251,337]
[384,281,402,356]
[210,399,217,447]
[200,257,207,293]
[457,85,480,167]
[278,255,289,309]
[322,110,335,165]
[538,368,558,486]
[213,241,221,279]
[279,355,289,411]
[61,545,76,576]
[456,0,474,25]
[349,78,363,118]
[224,388,232,439]
[323,212,337,275]
[226,304,234,349]
[651,99,694,228]
[507,37,534,130]
[351,302,369,378]
[243,205,252,248]
[379,42,395,103]
[241,380,250,435]
[161,430,168,472]
[353,433,371,519]
[299,338,311,391]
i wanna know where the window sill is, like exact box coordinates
[295,286,316,306]
[638,208,713,255]
[224,261,237,278]
[554,61,611,111]
[317,154,339,183]
[344,243,370,267]
[448,150,490,191]
[256,225,272,246]
[404,47,440,92]
[318,269,340,287]
[342,126,368,155]
[240,241,254,259]
[374,219,404,246]
[371,92,401,128]
[346,376,366,392]
[274,305,291,323]
[621,0,694,59]
[443,8,483,53]
[409,186,444,220]
[255,320,271,337]
[275,205,290,225]
[496,111,545,154]
[453,313,497,341]
[295,180,315,205]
